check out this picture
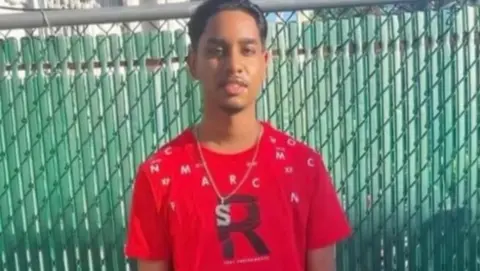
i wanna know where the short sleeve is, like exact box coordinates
[307,155,352,249]
[124,165,171,260]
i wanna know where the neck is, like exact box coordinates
[196,106,261,154]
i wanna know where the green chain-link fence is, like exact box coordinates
[1,2,479,271]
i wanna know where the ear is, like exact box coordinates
[262,49,270,63]
[261,49,270,74]
[186,46,198,80]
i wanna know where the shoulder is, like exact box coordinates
[264,122,324,167]
[137,127,196,183]
[263,122,331,199]
[132,128,197,205]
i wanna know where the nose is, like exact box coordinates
[224,50,243,75]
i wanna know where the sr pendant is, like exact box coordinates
[215,203,231,227]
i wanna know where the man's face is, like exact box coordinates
[188,10,268,114]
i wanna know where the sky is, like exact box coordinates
[266,11,297,22]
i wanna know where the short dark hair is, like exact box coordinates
[187,0,268,51]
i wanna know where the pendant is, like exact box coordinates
[215,202,231,227]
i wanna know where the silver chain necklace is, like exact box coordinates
[194,124,263,207]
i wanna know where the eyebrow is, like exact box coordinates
[206,37,259,46]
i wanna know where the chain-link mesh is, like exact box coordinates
[0,2,479,271]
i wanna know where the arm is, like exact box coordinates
[307,246,336,271]
[138,260,170,271]
[124,165,171,271]
[306,155,351,271]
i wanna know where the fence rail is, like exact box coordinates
[0,0,421,30]
[1,1,480,271]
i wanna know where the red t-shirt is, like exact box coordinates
[124,121,351,270]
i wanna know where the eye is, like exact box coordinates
[207,47,224,56]
[242,47,256,56]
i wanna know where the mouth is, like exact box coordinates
[219,79,248,96]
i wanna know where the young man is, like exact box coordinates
[124,0,352,270]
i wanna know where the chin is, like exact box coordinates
[218,102,248,114]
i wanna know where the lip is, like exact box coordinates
[222,82,247,95]
[219,78,248,95]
